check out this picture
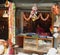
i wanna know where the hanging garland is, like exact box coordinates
[23,13,40,21]
[23,13,30,21]
[40,13,49,21]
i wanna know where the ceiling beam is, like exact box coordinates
[16,3,55,7]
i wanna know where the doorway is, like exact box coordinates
[0,17,8,40]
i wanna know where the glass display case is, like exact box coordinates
[23,36,54,53]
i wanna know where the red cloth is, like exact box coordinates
[36,26,45,35]
[9,47,14,55]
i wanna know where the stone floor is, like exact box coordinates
[14,47,46,55]
[14,47,60,55]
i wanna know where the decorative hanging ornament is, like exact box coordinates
[40,13,49,21]
[3,11,8,17]
[23,4,40,21]
[32,14,37,21]
[29,4,37,19]
[51,4,59,15]
[5,0,9,7]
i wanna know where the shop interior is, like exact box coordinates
[15,2,60,55]
[0,0,60,55]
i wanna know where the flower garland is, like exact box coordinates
[23,4,39,21]
[40,13,49,21]
[23,13,30,21]
[23,13,40,21]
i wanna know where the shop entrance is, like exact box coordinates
[0,17,8,40]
